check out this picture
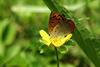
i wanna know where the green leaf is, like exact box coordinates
[0,43,5,56]
[4,23,17,45]
[1,44,21,65]
[0,19,17,46]
[0,19,9,43]
[43,0,100,66]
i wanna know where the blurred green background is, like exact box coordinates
[0,0,100,67]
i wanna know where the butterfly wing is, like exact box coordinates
[48,11,61,34]
[48,11,75,38]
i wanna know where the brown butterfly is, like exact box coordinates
[48,11,75,38]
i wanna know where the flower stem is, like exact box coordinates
[54,46,59,67]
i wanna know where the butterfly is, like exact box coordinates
[39,11,75,47]
[48,11,75,38]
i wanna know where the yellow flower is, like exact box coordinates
[39,30,72,47]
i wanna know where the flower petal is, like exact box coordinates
[51,38,62,47]
[63,34,72,43]
[39,30,51,46]
[51,34,72,47]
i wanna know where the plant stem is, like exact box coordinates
[54,46,59,67]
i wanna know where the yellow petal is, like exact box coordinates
[62,34,72,43]
[39,30,51,46]
[51,38,62,47]
[51,34,72,47]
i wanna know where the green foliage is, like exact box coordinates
[0,0,100,67]
[43,0,100,67]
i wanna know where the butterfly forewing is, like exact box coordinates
[48,11,75,38]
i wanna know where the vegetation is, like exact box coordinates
[0,0,100,67]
